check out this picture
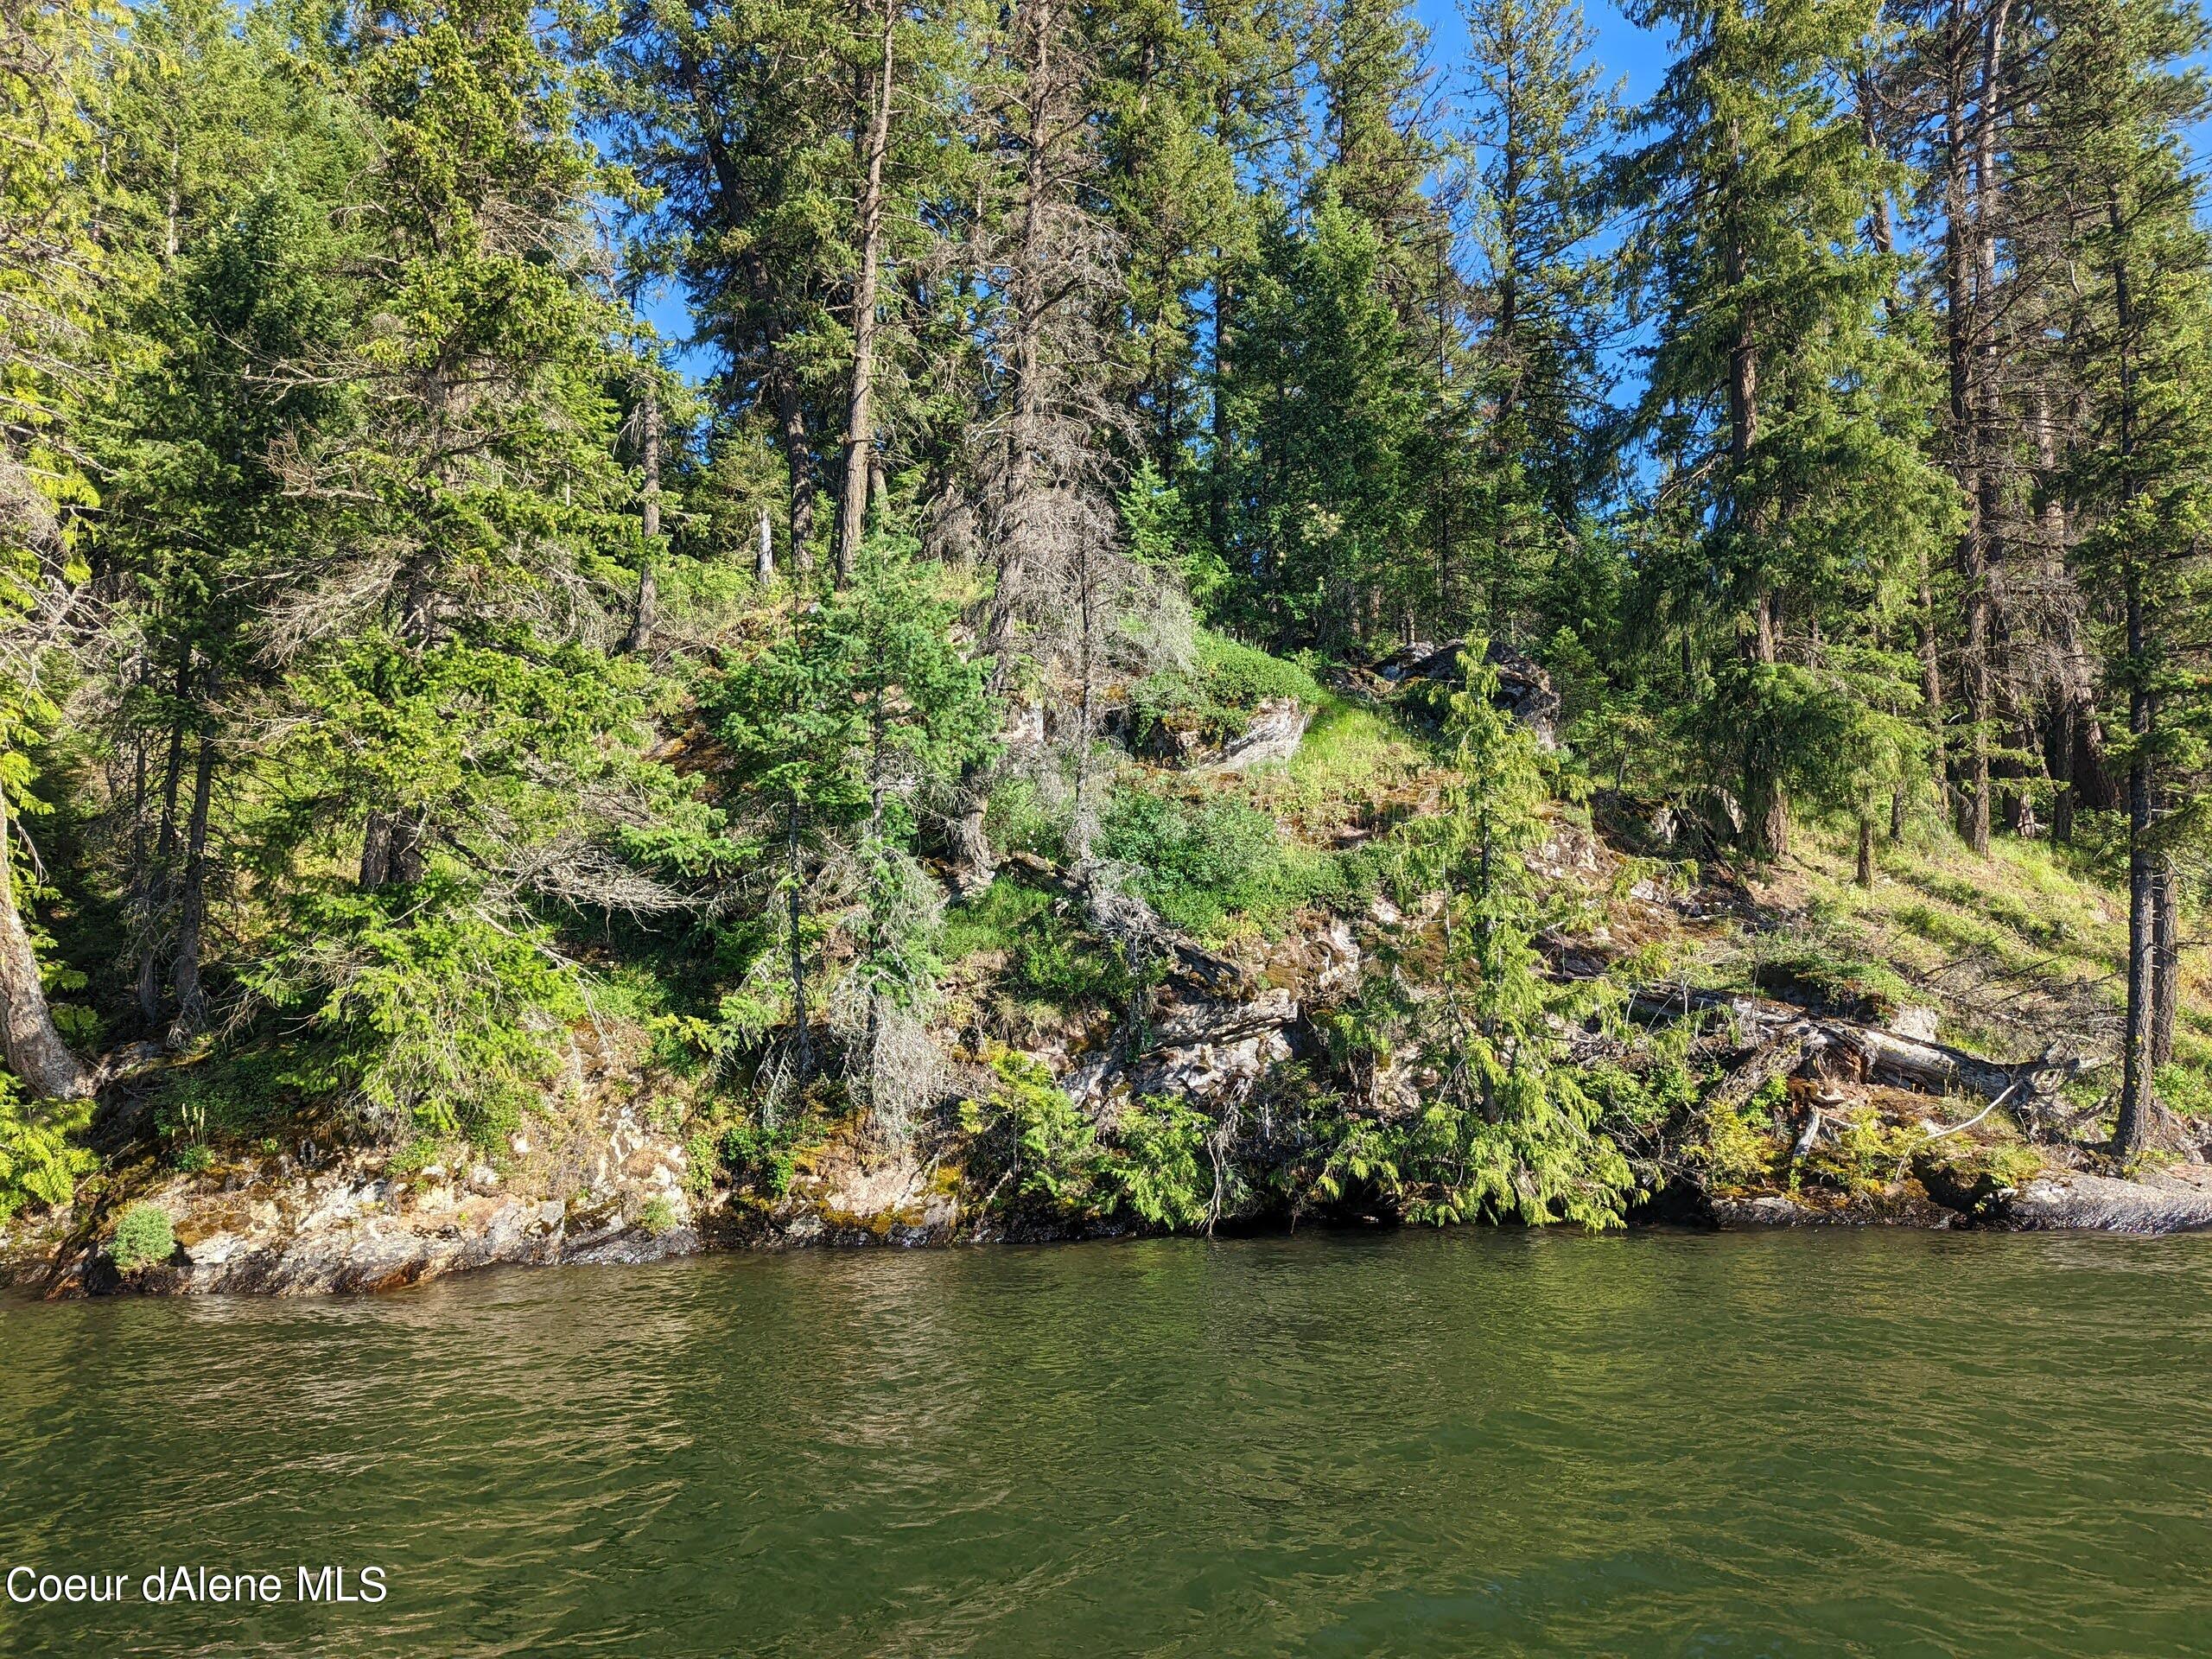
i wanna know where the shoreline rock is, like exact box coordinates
[2003,1166,2212,1236]
[16,1157,2212,1299]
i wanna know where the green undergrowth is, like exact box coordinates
[1125,630,1324,751]
[942,878,1160,1012]
[1698,816,2209,1073]
[1096,786,1372,938]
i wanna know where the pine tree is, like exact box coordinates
[1458,0,1619,639]
[106,187,354,1038]
[93,0,364,1038]
[244,0,672,1135]
[2044,0,2212,1156]
[1230,193,1424,648]
[1627,0,1959,859]
[1382,645,1634,1226]
[1092,0,1245,471]
[713,531,988,1116]
[0,0,107,1098]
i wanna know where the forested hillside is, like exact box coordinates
[2,0,2209,1257]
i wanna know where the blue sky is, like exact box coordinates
[639,0,1674,374]
[641,1,2208,378]
[1420,0,1669,109]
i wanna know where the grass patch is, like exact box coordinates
[944,877,1158,1009]
[1126,631,1323,751]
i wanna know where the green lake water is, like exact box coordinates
[3,1228,2210,1657]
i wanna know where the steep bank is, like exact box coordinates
[7,642,2209,1295]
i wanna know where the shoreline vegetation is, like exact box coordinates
[3,0,2210,1294]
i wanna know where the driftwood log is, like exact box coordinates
[1626,986,2094,1106]
[1002,850,1250,997]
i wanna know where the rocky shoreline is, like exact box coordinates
[10,1128,2212,1300]
[4,727,2199,1298]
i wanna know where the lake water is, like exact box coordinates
[3,1229,2209,1657]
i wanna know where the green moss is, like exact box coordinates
[1126,630,1323,751]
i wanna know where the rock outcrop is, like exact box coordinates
[5,1099,702,1296]
[1372,638,1563,749]
[1141,696,1312,772]
[2003,1165,2212,1235]
[1203,698,1311,772]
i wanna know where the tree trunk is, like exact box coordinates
[359,809,425,890]
[785,794,811,1084]
[0,791,92,1099]
[1969,0,2012,843]
[2152,855,2179,1071]
[1916,563,1949,814]
[1856,815,1874,888]
[624,383,663,653]
[776,367,817,570]
[1944,10,1991,856]
[136,673,191,1024]
[953,0,1057,897]
[1210,258,1233,560]
[755,504,775,584]
[1721,132,1787,863]
[2048,699,2075,843]
[168,722,218,1041]
[2112,217,2153,1160]
[2116,570,2154,1159]
[359,810,392,890]
[834,0,896,589]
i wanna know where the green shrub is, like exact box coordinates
[1688,1096,1783,1190]
[172,1143,215,1175]
[111,1204,175,1272]
[1127,631,1322,751]
[242,883,579,1146]
[719,1113,822,1198]
[1096,787,1361,936]
[1803,1110,1919,1196]
[983,777,1065,861]
[386,1136,445,1177]
[1098,790,1271,931]
[635,1194,679,1235]
[962,1060,1228,1230]
[942,879,1055,963]
[1102,1096,1215,1228]
[1748,943,1914,1020]
[682,1128,721,1196]
[959,1052,1102,1209]
[0,1078,95,1223]
[947,880,1156,1008]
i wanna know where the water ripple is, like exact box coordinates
[3,1230,2211,1656]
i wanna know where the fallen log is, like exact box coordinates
[1710,1028,1814,1108]
[1619,985,2096,1106]
[1001,850,1250,997]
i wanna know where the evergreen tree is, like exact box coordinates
[713,531,988,1117]
[0,0,108,1098]
[243,0,670,1135]
[1230,193,1424,647]
[1626,0,1958,859]
[1368,646,1634,1226]
[2044,0,2212,1156]
[1457,0,1619,639]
